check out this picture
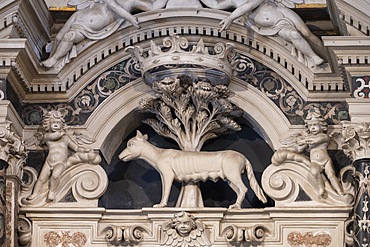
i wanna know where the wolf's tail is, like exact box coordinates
[245,159,267,203]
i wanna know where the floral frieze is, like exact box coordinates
[287,231,331,247]
[44,231,87,247]
[20,53,349,126]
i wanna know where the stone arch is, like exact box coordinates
[84,77,292,163]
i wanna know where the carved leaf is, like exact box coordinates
[159,103,173,120]
[143,119,171,136]
[196,111,209,125]
[217,117,241,131]
[138,98,156,112]
[171,118,182,130]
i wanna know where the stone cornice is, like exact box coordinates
[0,8,355,103]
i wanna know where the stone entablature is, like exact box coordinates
[20,207,351,247]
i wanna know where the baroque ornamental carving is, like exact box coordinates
[160,211,211,247]
[104,225,149,245]
[126,35,236,85]
[287,231,332,247]
[133,52,247,208]
[222,224,269,244]
[262,109,354,206]
[119,131,267,209]
[20,110,107,207]
[201,0,325,68]
[42,0,168,68]
[0,121,27,177]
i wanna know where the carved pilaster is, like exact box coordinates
[335,121,370,247]
[0,121,27,247]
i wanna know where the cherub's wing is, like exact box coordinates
[279,132,303,146]
[71,131,96,145]
[68,0,94,10]
[160,220,179,246]
[276,0,304,8]
[189,222,211,246]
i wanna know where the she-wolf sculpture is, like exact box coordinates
[118,130,267,209]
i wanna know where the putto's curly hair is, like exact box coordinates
[304,110,328,133]
[42,110,66,132]
[172,211,197,230]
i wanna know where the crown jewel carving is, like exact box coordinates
[126,35,236,84]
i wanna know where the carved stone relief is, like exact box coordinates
[19,110,107,207]
[160,211,211,247]
[118,131,267,209]
[262,109,354,206]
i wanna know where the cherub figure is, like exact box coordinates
[273,110,344,197]
[28,110,101,201]
[160,211,211,246]
[201,0,325,67]
[42,0,168,68]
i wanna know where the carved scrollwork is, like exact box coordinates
[104,225,148,245]
[262,161,354,206]
[18,215,32,247]
[332,121,370,161]
[19,163,108,207]
[222,225,269,244]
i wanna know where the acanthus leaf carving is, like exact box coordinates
[0,121,27,178]
[331,121,370,161]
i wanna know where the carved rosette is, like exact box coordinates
[261,159,354,206]
[44,231,87,247]
[287,231,332,247]
[19,163,108,207]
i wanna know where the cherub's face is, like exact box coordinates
[307,120,322,135]
[49,119,64,132]
[175,216,193,236]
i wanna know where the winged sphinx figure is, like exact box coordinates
[42,0,168,68]
[201,0,325,67]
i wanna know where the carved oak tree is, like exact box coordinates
[139,75,241,207]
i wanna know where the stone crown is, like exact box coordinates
[125,35,236,83]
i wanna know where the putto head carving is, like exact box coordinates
[172,211,197,237]
[304,108,328,134]
[160,211,211,246]
[125,35,236,85]
[42,110,66,133]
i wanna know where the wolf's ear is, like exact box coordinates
[136,130,143,138]
[136,130,148,140]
